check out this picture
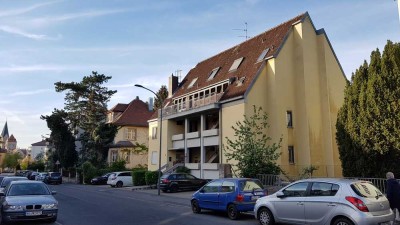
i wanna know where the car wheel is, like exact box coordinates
[116,181,123,188]
[333,217,354,225]
[170,185,178,193]
[227,204,240,220]
[191,200,201,213]
[258,208,274,225]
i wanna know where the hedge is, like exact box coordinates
[132,169,147,186]
[145,171,159,185]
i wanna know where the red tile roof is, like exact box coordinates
[111,97,153,127]
[8,134,16,142]
[110,103,128,112]
[31,140,47,146]
[171,13,307,101]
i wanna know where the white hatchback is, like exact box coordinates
[107,171,132,188]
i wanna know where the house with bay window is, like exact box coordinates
[148,12,346,179]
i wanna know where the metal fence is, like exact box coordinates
[256,174,393,194]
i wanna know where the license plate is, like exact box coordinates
[26,211,42,216]
[251,196,260,200]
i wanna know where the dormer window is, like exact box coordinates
[188,77,198,89]
[257,48,270,62]
[207,67,220,81]
[229,57,244,72]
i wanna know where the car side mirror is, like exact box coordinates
[51,191,57,195]
[276,191,285,198]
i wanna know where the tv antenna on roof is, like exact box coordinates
[233,22,250,41]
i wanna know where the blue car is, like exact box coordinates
[191,178,267,220]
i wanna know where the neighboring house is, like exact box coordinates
[147,12,346,179]
[12,148,28,158]
[107,97,153,169]
[30,139,48,160]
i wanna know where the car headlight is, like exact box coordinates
[4,204,23,211]
[42,203,58,209]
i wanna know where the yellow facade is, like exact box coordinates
[147,14,346,178]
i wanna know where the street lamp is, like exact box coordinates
[134,84,163,196]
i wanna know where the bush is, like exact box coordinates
[175,166,190,174]
[97,168,111,176]
[145,171,159,185]
[132,169,147,186]
[109,160,126,172]
[82,161,97,184]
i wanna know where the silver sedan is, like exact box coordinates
[254,178,394,225]
[0,180,58,223]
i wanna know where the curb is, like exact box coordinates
[131,185,154,191]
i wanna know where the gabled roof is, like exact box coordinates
[1,121,9,138]
[171,13,307,101]
[110,97,153,127]
[8,134,16,142]
[31,140,47,146]
[109,103,129,112]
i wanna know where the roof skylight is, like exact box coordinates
[257,48,270,62]
[187,77,198,89]
[207,67,220,81]
[229,57,244,72]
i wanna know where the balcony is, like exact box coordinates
[162,92,223,118]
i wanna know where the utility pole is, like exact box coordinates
[397,0,400,23]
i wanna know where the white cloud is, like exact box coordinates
[0,1,59,17]
[9,89,53,97]
[0,25,60,40]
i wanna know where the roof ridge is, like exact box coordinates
[194,12,307,66]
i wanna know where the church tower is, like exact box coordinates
[1,121,9,149]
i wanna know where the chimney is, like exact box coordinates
[168,74,178,98]
[148,97,154,111]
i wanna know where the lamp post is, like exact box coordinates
[134,84,163,196]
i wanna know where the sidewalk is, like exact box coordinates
[131,186,194,200]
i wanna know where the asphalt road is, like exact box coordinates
[24,183,260,225]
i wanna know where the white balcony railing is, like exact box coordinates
[162,92,223,116]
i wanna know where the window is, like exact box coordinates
[207,67,220,81]
[351,182,383,198]
[283,182,309,197]
[124,151,130,163]
[151,127,157,139]
[221,181,235,193]
[151,151,158,165]
[288,146,295,164]
[125,128,137,141]
[257,48,270,62]
[187,77,198,89]
[310,182,339,197]
[229,57,244,72]
[286,111,293,127]
[111,150,118,162]
[239,180,264,191]
[202,180,222,193]
[185,174,196,180]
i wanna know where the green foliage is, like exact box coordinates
[145,171,159,185]
[109,160,127,172]
[28,161,45,171]
[132,169,147,186]
[41,109,78,170]
[54,71,118,166]
[81,161,97,184]
[154,85,168,110]
[224,106,282,178]
[175,166,190,174]
[337,40,400,177]
[3,153,22,169]
[299,165,319,179]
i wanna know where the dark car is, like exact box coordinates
[91,173,112,185]
[0,177,29,192]
[191,178,267,220]
[159,173,208,193]
[44,172,62,185]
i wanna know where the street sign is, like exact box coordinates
[55,160,60,165]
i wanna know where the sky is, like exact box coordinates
[0,0,399,149]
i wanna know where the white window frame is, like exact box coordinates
[125,128,137,141]
[151,151,158,165]
[151,127,157,140]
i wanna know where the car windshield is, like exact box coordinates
[351,181,383,198]
[239,180,264,191]
[1,178,28,188]
[8,183,50,196]
[51,173,61,177]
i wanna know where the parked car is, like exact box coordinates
[191,178,267,220]
[0,180,58,223]
[43,172,62,185]
[0,177,29,192]
[160,173,208,193]
[91,173,112,185]
[107,171,132,188]
[254,178,393,225]
[28,172,39,180]
[35,173,49,182]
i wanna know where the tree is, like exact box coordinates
[154,85,168,110]
[224,106,282,178]
[3,153,22,170]
[54,71,118,165]
[41,109,78,170]
[337,40,400,177]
